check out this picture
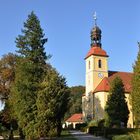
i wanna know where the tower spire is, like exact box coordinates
[93,12,97,26]
[90,12,102,47]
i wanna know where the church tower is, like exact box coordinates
[82,14,109,121]
[85,15,109,96]
[83,14,133,127]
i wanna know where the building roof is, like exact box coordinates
[85,46,108,59]
[66,113,83,122]
[93,71,133,93]
[93,77,110,93]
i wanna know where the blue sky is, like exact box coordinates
[0,0,140,87]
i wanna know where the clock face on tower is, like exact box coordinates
[98,72,104,78]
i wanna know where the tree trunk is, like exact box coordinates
[19,128,25,139]
[57,120,62,137]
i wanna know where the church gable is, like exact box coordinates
[93,71,133,93]
[93,77,110,93]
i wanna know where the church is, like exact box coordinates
[82,16,133,128]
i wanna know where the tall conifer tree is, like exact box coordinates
[36,64,70,137]
[131,42,140,127]
[11,12,48,139]
[105,77,129,127]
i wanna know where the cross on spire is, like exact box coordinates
[93,12,97,26]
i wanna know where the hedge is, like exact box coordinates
[75,123,87,130]
[88,127,136,139]
[112,135,133,140]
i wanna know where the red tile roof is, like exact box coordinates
[94,77,110,93]
[66,113,83,122]
[85,46,108,59]
[93,71,133,93]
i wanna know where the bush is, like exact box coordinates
[88,119,105,128]
[88,120,98,127]
[88,126,103,136]
[98,119,105,128]
[112,135,133,140]
[0,130,10,139]
[112,130,140,140]
[104,128,135,138]
[75,123,87,130]
[88,126,137,139]
[130,130,140,140]
[47,128,57,138]
[0,123,6,132]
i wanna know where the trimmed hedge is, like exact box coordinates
[112,135,133,140]
[88,127,136,139]
[88,126,104,136]
[104,128,135,137]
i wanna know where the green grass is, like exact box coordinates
[61,130,70,136]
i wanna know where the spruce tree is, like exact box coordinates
[105,77,129,127]
[11,12,48,139]
[36,64,70,137]
[131,42,140,127]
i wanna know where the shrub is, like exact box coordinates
[75,123,87,130]
[131,130,140,140]
[0,123,6,132]
[98,119,105,128]
[88,120,98,127]
[104,128,135,138]
[112,135,133,140]
[88,126,102,136]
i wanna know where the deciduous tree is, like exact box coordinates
[0,53,16,101]
[0,53,16,129]
[65,86,85,119]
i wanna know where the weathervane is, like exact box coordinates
[93,12,97,26]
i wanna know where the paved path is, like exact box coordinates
[69,130,107,140]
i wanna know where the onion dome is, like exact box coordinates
[85,13,108,58]
[90,12,102,47]
[91,25,102,47]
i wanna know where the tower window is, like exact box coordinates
[89,61,90,69]
[98,59,102,68]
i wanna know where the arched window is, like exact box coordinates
[98,59,102,68]
[89,61,90,69]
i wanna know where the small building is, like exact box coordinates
[65,113,83,129]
